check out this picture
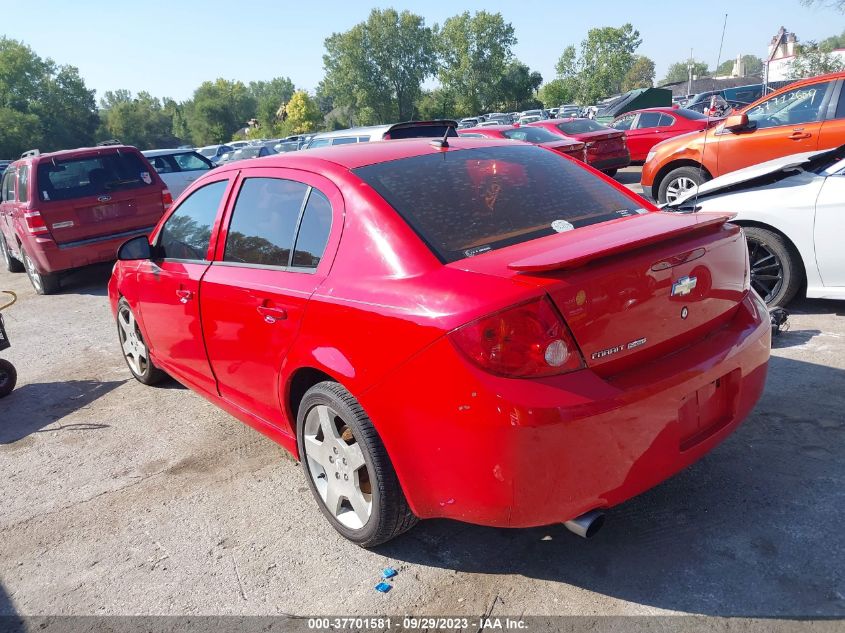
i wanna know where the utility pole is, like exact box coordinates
[687,48,694,97]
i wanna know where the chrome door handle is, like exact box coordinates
[257,306,287,323]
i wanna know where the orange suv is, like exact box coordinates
[642,72,845,203]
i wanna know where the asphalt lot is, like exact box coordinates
[0,168,843,617]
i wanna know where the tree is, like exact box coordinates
[283,91,323,134]
[820,28,845,49]
[249,77,295,135]
[788,40,845,78]
[715,55,763,77]
[98,90,181,149]
[801,0,845,12]
[322,8,437,125]
[621,55,655,91]
[184,79,256,145]
[538,79,576,108]
[0,37,97,156]
[660,60,709,86]
[416,88,457,119]
[494,61,542,111]
[436,11,517,115]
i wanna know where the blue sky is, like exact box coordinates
[5,0,843,103]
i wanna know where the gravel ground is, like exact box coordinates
[0,171,843,617]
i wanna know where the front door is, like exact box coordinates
[200,169,338,427]
[814,171,845,289]
[135,177,232,393]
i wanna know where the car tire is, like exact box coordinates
[116,297,166,385]
[658,166,710,204]
[602,168,618,178]
[21,248,60,295]
[0,358,17,398]
[297,381,417,547]
[744,227,803,307]
[0,235,24,273]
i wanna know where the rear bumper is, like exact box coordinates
[22,227,154,274]
[363,291,770,527]
[588,153,631,171]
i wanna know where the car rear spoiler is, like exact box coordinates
[508,212,735,272]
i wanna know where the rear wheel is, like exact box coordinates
[297,381,417,547]
[602,168,618,178]
[658,166,710,204]
[744,227,802,307]
[117,298,166,385]
[22,248,60,295]
[0,358,16,398]
[0,235,24,273]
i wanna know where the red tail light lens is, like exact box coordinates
[162,189,173,210]
[449,296,584,378]
[23,211,49,235]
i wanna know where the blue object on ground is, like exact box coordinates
[375,582,392,593]
[382,568,398,579]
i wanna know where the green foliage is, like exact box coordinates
[323,8,437,124]
[788,40,845,78]
[553,24,643,104]
[494,61,542,111]
[660,60,709,86]
[820,28,845,49]
[801,0,845,12]
[538,79,575,108]
[98,90,181,149]
[284,91,323,134]
[0,37,97,157]
[621,55,655,91]
[436,11,517,116]
[714,55,763,77]
[249,77,295,134]
[184,79,257,145]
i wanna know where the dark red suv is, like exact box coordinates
[0,144,171,294]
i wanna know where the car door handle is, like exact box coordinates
[176,288,193,303]
[789,130,811,140]
[257,306,288,323]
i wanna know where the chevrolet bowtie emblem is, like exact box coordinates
[671,275,697,297]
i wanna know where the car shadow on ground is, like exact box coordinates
[614,168,642,186]
[379,354,845,616]
[0,379,124,444]
[789,297,845,317]
[57,262,113,296]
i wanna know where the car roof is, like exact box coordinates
[142,148,199,157]
[9,145,143,167]
[461,124,515,132]
[211,137,513,172]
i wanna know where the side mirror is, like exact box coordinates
[118,235,152,261]
[723,112,749,131]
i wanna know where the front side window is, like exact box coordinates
[747,81,833,130]
[1,170,15,202]
[611,114,636,130]
[354,145,642,263]
[158,180,228,260]
[224,178,309,267]
[308,138,331,149]
[147,156,175,173]
[331,137,358,146]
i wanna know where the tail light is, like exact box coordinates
[23,211,49,235]
[449,296,584,378]
[162,188,173,211]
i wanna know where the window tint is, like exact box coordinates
[308,138,331,149]
[147,155,175,173]
[557,119,611,134]
[199,147,217,158]
[747,81,832,129]
[658,113,676,127]
[502,127,560,143]
[36,152,156,202]
[354,145,642,264]
[17,166,28,203]
[676,108,708,120]
[224,178,308,267]
[635,112,663,129]
[292,189,332,268]
[331,137,358,145]
[1,170,14,202]
[611,114,636,130]
[158,180,227,260]
[836,87,845,120]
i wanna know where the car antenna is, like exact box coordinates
[430,126,451,149]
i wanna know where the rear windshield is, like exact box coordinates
[199,147,217,157]
[502,127,560,143]
[385,125,458,140]
[354,145,643,263]
[556,119,610,134]
[36,152,156,202]
[676,108,708,120]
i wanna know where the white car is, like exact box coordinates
[142,149,215,198]
[667,146,845,306]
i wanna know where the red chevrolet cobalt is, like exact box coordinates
[109,138,770,546]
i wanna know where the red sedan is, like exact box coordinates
[529,118,631,175]
[609,107,715,162]
[109,138,770,546]
[457,124,586,162]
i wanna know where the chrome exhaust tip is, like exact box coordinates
[563,510,605,538]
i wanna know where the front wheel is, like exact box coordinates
[116,298,166,385]
[297,381,417,547]
[602,168,618,178]
[0,358,17,398]
[744,227,803,307]
[22,248,60,295]
[658,166,710,204]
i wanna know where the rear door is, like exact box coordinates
[34,150,165,245]
[134,175,234,393]
[199,168,339,427]
[813,168,845,289]
[716,80,836,176]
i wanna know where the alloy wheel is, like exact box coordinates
[302,404,373,530]
[117,304,149,376]
[23,251,43,294]
[665,176,699,203]
[747,238,784,304]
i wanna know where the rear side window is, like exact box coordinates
[17,166,28,203]
[292,189,332,269]
[224,178,309,267]
[36,152,156,202]
[557,119,611,134]
[658,113,676,126]
[353,145,642,263]
[635,112,663,129]
[158,180,228,261]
